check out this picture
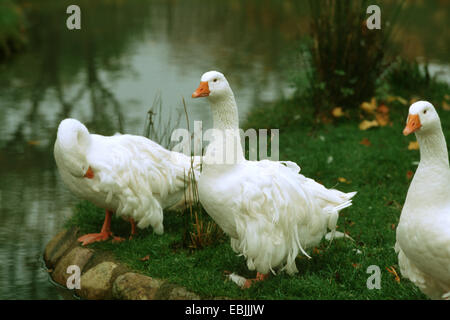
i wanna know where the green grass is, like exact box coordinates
[64,62,449,299]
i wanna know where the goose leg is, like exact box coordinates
[78,210,120,245]
[243,272,270,289]
[112,218,136,242]
[227,272,269,289]
[129,219,136,240]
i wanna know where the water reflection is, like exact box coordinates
[0,0,448,299]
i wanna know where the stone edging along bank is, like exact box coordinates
[43,227,202,300]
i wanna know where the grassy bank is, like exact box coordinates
[64,61,449,299]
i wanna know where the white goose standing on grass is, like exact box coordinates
[395,101,450,300]
[54,118,200,245]
[192,71,356,288]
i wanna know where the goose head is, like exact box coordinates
[403,101,441,136]
[55,118,94,179]
[192,71,234,102]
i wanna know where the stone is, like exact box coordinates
[167,286,201,300]
[77,262,118,300]
[112,272,165,300]
[44,227,79,268]
[152,282,201,300]
[52,246,93,287]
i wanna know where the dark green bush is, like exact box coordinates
[300,0,401,114]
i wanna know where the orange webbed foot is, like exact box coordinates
[227,272,269,289]
[112,236,126,243]
[78,232,112,246]
[243,272,269,289]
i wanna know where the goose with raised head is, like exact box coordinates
[54,118,200,245]
[192,71,356,287]
[396,101,450,300]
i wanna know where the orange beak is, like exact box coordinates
[84,166,94,179]
[192,81,210,98]
[403,114,421,136]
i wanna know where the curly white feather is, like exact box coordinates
[200,159,356,275]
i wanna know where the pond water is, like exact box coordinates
[0,0,448,299]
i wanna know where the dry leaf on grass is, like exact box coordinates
[332,107,345,118]
[377,104,389,114]
[140,255,150,262]
[359,138,371,146]
[386,96,407,105]
[396,96,408,105]
[338,177,351,184]
[375,113,390,127]
[360,97,377,114]
[406,170,414,180]
[359,120,379,131]
[359,99,391,128]
[408,141,420,150]
[443,101,450,111]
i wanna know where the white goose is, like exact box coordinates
[395,101,450,300]
[192,71,356,287]
[54,118,200,245]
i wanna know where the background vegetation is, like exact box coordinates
[298,0,401,115]
[0,0,27,60]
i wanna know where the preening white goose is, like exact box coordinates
[395,101,450,300]
[191,71,356,287]
[54,118,200,245]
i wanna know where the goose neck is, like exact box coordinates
[209,94,239,131]
[416,129,449,169]
[205,94,245,165]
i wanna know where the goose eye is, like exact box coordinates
[423,110,427,114]
[213,79,218,82]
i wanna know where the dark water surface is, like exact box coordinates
[0,0,448,299]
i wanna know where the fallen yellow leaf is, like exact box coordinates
[396,97,408,105]
[386,96,396,103]
[408,141,420,150]
[338,177,351,184]
[359,120,379,131]
[443,101,450,111]
[360,97,377,114]
[375,113,390,127]
[386,96,407,105]
[332,107,344,118]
